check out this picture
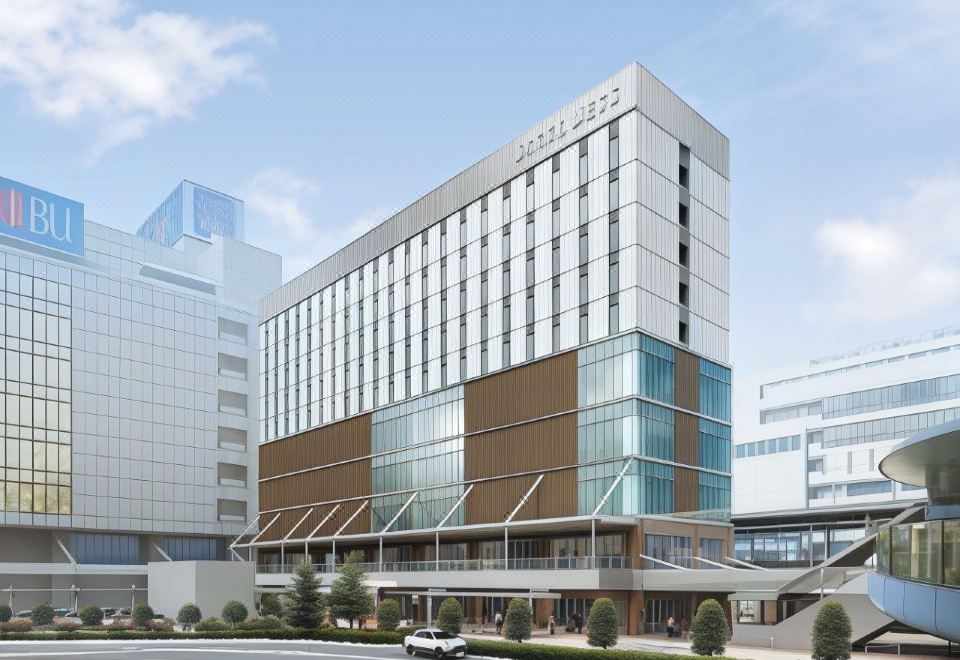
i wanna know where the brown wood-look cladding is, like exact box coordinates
[257,500,370,542]
[464,352,577,432]
[674,466,698,514]
[465,470,577,525]
[259,415,371,479]
[674,348,700,414]
[464,414,578,524]
[675,412,699,468]
[259,459,371,520]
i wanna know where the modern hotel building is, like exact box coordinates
[246,62,735,634]
[0,177,281,609]
[733,327,960,568]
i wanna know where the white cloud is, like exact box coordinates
[806,175,960,323]
[762,0,960,101]
[0,0,267,163]
[240,167,393,281]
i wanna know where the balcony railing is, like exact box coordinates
[257,555,632,574]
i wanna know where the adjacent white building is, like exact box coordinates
[0,176,281,609]
[732,327,960,565]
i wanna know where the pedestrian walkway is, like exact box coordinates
[460,629,945,660]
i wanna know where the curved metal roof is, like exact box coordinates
[879,419,960,502]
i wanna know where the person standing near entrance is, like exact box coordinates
[575,611,583,634]
[548,613,556,634]
[667,615,675,637]
[495,610,503,635]
[680,618,689,641]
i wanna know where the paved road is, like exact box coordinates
[0,639,432,660]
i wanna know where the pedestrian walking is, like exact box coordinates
[495,610,503,635]
[548,613,556,634]
[680,618,689,641]
[667,615,675,638]
[575,611,583,634]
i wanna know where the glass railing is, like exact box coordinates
[875,519,960,588]
[257,556,632,574]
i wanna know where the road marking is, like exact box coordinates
[0,649,398,659]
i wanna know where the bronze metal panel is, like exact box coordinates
[464,468,577,525]
[259,415,372,479]
[675,349,700,414]
[675,411,699,468]
[464,352,577,432]
[674,467,698,514]
[259,459,371,513]
[465,414,577,479]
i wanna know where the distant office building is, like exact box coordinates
[0,176,280,609]
[244,62,733,634]
[732,327,960,566]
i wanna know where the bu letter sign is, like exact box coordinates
[0,176,84,256]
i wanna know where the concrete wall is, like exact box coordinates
[148,561,254,622]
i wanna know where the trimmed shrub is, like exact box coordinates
[812,601,852,660]
[436,597,463,635]
[132,603,155,629]
[587,597,619,649]
[238,615,284,631]
[691,598,728,656]
[286,563,324,628]
[195,617,229,632]
[502,598,533,643]
[78,605,104,627]
[259,593,283,618]
[147,619,174,632]
[177,603,202,631]
[328,551,374,628]
[0,618,33,633]
[30,602,54,627]
[222,600,248,626]
[55,620,79,632]
[376,598,401,631]
[0,605,11,622]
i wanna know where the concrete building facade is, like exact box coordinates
[0,176,281,610]
[245,62,734,634]
[733,327,960,567]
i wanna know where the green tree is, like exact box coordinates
[221,600,248,626]
[132,603,155,629]
[328,551,374,628]
[690,598,728,656]
[502,598,533,643]
[259,593,283,618]
[78,605,104,627]
[0,604,12,622]
[436,597,464,635]
[177,603,202,631]
[812,601,852,660]
[587,597,619,649]
[286,562,325,628]
[30,602,54,627]
[376,598,401,631]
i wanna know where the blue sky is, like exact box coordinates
[1,0,959,376]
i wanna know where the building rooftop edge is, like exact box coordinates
[260,61,730,322]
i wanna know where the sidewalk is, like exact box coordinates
[460,629,945,660]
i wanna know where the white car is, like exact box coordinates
[403,628,467,658]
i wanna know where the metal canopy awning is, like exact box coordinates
[727,591,781,601]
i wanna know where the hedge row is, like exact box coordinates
[464,638,735,660]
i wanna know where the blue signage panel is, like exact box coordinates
[193,186,237,240]
[137,184,183,247]
[0,176,84,256]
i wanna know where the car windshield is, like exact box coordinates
[433,632,456,639]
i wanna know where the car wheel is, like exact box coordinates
[405,645,414,655]
[434,648,444,659]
